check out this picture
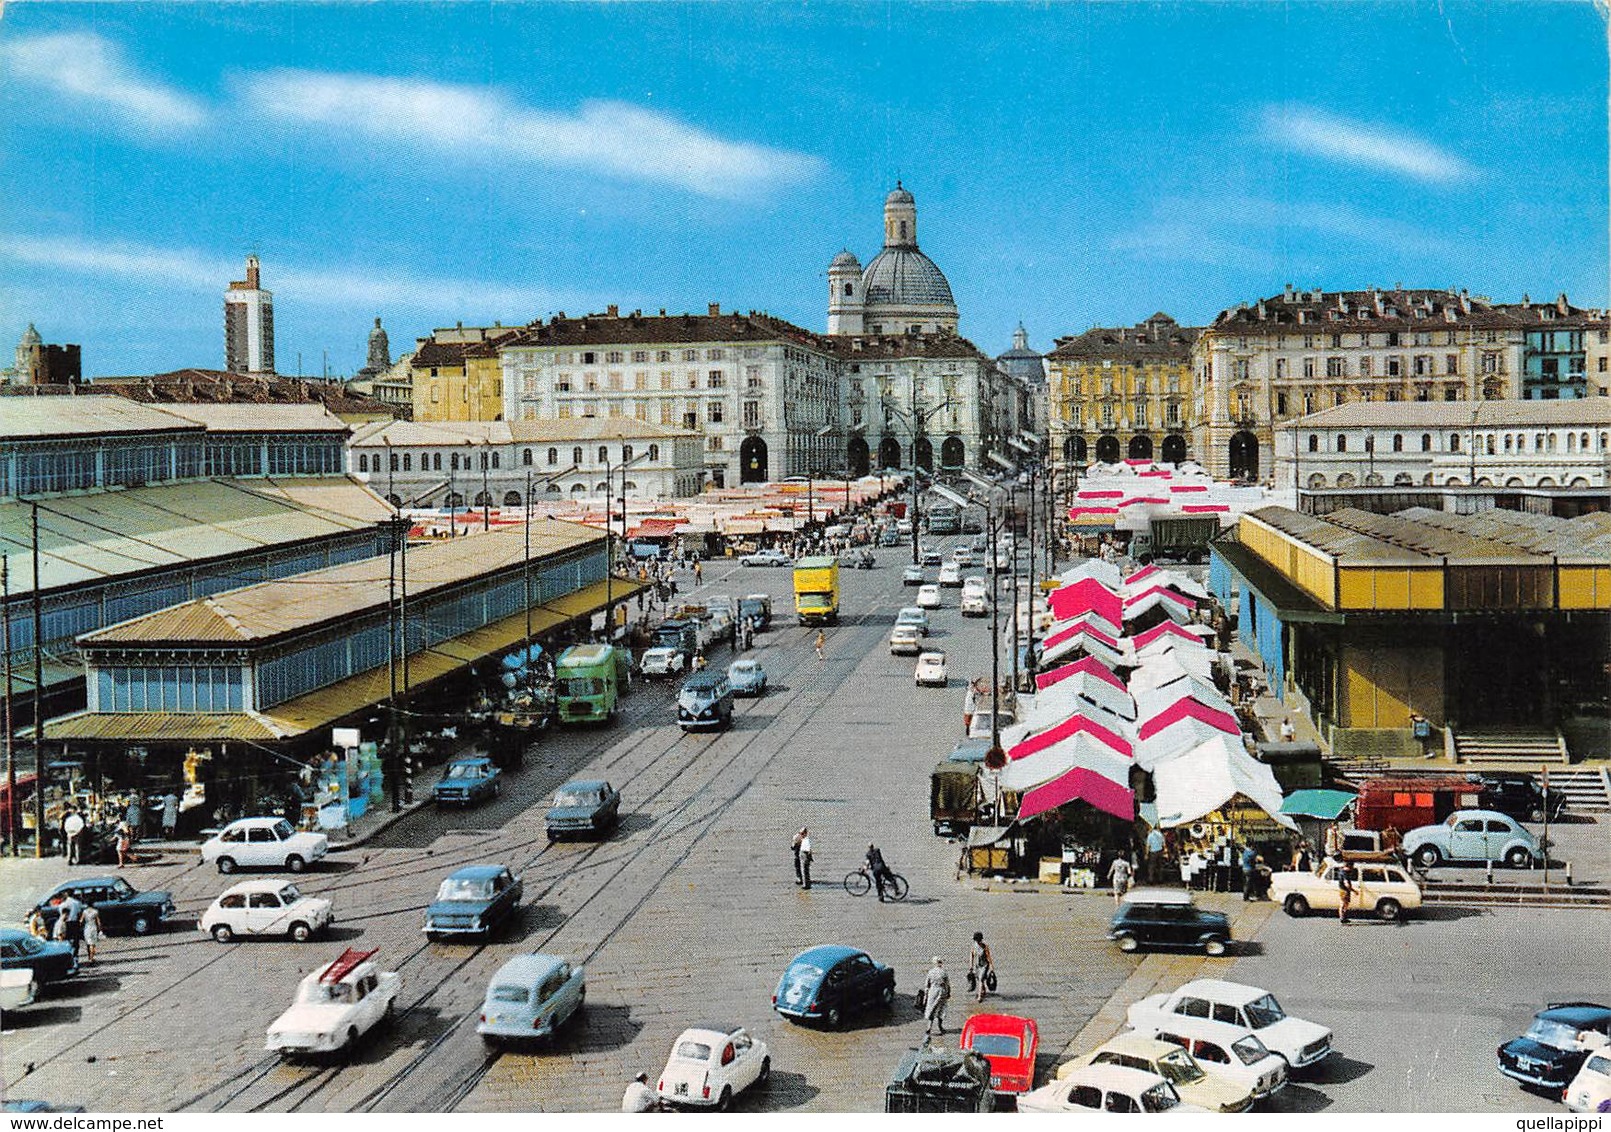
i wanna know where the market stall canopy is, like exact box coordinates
[1278,789,1358,821]
[1132,620,1213,652]
[1038,626,1130,671]
[1152,735,1296,831]
[1043,614,1123,651]
[1057,559,1123,590]
[1000,730,1134,794]
[1123,588,1196,629]
[1124,569,1210,603]
[1137,696,1241,741]
[1009,708,1133,761]
[1035,655,1124,693]
[1135,717,1242,771]
[1025,671,1136,723]
[1019,766,1135,823]
[1133,674,1232,722]
[1126,648,1213,694]
[1047,578,1124,627]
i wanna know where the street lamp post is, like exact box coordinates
[935,480,1004,764]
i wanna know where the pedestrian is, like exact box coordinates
[621,1072,657,1113]
[791,827,807,886]
[693,561,703,584]
[922,957,951,1036]
[1241,843,1259,901]
[1279,717,1296,743]
[62,807,86,865]
[161,791,179,840]
[116,820,133,868]
[1144,826,1167,884]
[1336,860,1356,924]
[81,903,103,965]
[26,907,48,939]
[57,892,84,959]
[814,629,826,661]
[968,932,994,1003]
[1108,853,1134,903]
[125,796,142,842]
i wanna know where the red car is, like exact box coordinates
[960,1013,1039,1094]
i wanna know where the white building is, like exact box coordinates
[500,306,842,488]
[349,417,705,507]
[1275,399,1611,492]
[224,255,275,376]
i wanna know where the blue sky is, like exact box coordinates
[1,2,1605,378]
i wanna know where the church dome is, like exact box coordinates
[885,183,915,206]
[862,247,956,309]
[830,249,862,270]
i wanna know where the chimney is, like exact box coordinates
[1556,292,1569,315]
[607,304,619,318]
[1283,282,1294,301]
[708,302,721,317]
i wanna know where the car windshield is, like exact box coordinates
[1525,1018,1584,1049]
[799,591,831,606]
[731,663,756,675]
[1244,994,1286,1028]
[110,880,135,899]
[436,878,494,901]
[272,819,294,839]
[446,763,485,779]
[1155,1047,1206,1084]
[1586,1055,1611,1076]
[490,985,529,1004]
[1232,1036,1271,1065]
[557,677,604,697]
[278,885,302,903]
[301,981,355,1005]
[967,1033,1022,1058]
[554,790,600,808]
[675,1040,714,1061]
[1140,1083,1182,1112]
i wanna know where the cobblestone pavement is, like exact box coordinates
[3,542,1605,1113]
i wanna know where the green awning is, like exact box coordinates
[1278,788,1357,820]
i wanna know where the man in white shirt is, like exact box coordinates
[63,809,86,865]
[621,1073,657,1112]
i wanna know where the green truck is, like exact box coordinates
[554,644,629,724]
[792,556,841,625]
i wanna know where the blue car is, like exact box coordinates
[434,756,502,807]
[772,945,896,1028]
[545,780,621,840]
[424,864,524,939]
[476,953,586,1045]
[1498,1002,1611,1093]
[0,928,78,985]
[727,659,768,697]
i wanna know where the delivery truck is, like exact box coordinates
[792,556,841,625]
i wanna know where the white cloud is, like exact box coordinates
[0,233,582,314]
[238,69,824,198]
[1262,105,1475,184]
[0,32,206,132]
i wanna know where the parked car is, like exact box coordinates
[727,659,768,696]
[1270,860,1422,921]
[657,1025,771,1110]
[1128,979,1333,1071]
[0,929,77,985]
[916,584,943,610]
[0,966,38,1014]
[772,945,896,1028]
[424,864,523,940]
[1497,1002,1611,1094]
[1065,1031,1257,1112]
[938,563,963,587]
[640,647,686,680]
[1109,889,1230,957]
[895,606,930,635]
[200,879,334,943]
[1402,808,1542,868]
[738,594,772,631]
[738,548,791,567]
[265,948,400,1058]
[915,651,948,687]
[1019,1064,1206,1113]
[889,626,923,656]
[960,1013,1038,1094]
[1565,1048,1611,1113]
[952,548,975,567]
[1121,1014,1287,1100]
[433,755,502,807]
[200,817,329,875]
[921,548,944,567]
[902,565,927,586]
[966,709,1015,740]
[476,953,585,1044]
[678,669,735,731]
[545,779,621,840]
[1470,771,1568,824]
[30,876,176,936]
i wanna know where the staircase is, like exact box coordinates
[1452,728,1568,766]
[1545,767,1611,813]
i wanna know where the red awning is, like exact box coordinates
[1019,766,1135,822]
[1132,620,1205,649]
[1137,697,1240,741]
[1010,711,1132,760]
[1048,578,1123,626]
[1036,655,1125,692]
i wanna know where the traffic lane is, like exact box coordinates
[1229,904,1611,1113]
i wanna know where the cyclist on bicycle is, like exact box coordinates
[865,843,895,903]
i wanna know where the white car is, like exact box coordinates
[0,968,37,1012]
[1124,1014,1288,1099]
[738,548,791,567]
[916,583,943,609]
[952,547,975,567]
[1566,1048,1611,1113]
[200,817,329,875]
[915,651,948,687]
[1270,860,1422,921]
[938,562,963,587]
[889,625,923,656]
[657,1025,771,1110]
[896,606,931,635]
[1019,1063,1206,1113]
[265,948,400,1057]
[967,709,1014,740]
[200,879,335,943]
[640,647,686,679]
[960,593,989,617]
[1128,979,1332,1070]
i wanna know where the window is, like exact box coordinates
[1359,356,1372,377]
[648,444,659,460]
[1446,354,1460,375]
[683,349,698,362]
[491,452,500,469]
[707,348,725,361]
[657,350,672,363]
[572,447,583,466]
[606,351,623,364]
[707,401,724,423]
[1337,435,1348,453]
[1302,357,1316,379]
[358,453,369,472]
[1414,355,1429,376]
[1276,391,1288,416]
[402,454,412,471]
[1308,434,1319,453]
[708,370,724,389]
[1450,433,1461,453]
[522,448,532,466]
[1481,353,1498,374]
[582,351,596,365]
[450,453,460,471]
[1392,434,1403,452]
[1387,357,1402,377]
[1211,1003,1240,1025]
[621,444,633,463]
[743,401,762,429]
[1325,357,1345,378]
[598,445,609,463]
[545,447,557,466]
[632,350,648,363]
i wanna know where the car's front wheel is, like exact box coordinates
[129,914,152,936]
[216,856,237,875]
[290,921,313,943]
[1203,937,1228,957]
[1116,934,1139,953]
[1375,898,1403,922]
[758,1057,771,1084]
[1284,894,1310,918]
[285,854,306,873]
[825,1006,843,1028]
[211,923,234,943]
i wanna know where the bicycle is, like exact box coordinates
[843,866,909,901]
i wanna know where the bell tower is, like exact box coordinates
[883,182,917,248]
[827,250,864,336]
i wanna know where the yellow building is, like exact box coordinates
[411,325,517,422]
[1046,313,1198,468]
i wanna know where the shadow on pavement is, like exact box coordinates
[12,1003,83,1027]
[1413,905,1492,922]
[1304,1054,1374,1086]
[49,973,120,998]
[549,1002,643,1054]
[616,812,656,837]
[755,1070,820,1111]
[1263,1082,1333,1112]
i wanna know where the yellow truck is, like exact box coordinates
[792,556,841,625]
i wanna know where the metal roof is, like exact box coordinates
[152,403,350,433]
[1322,508,1545,566]
[0,478,395,597]
[1,396,203,440]
[1288,398,1611,430]
[1244,507,1431,567]
[82,519,604,647]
